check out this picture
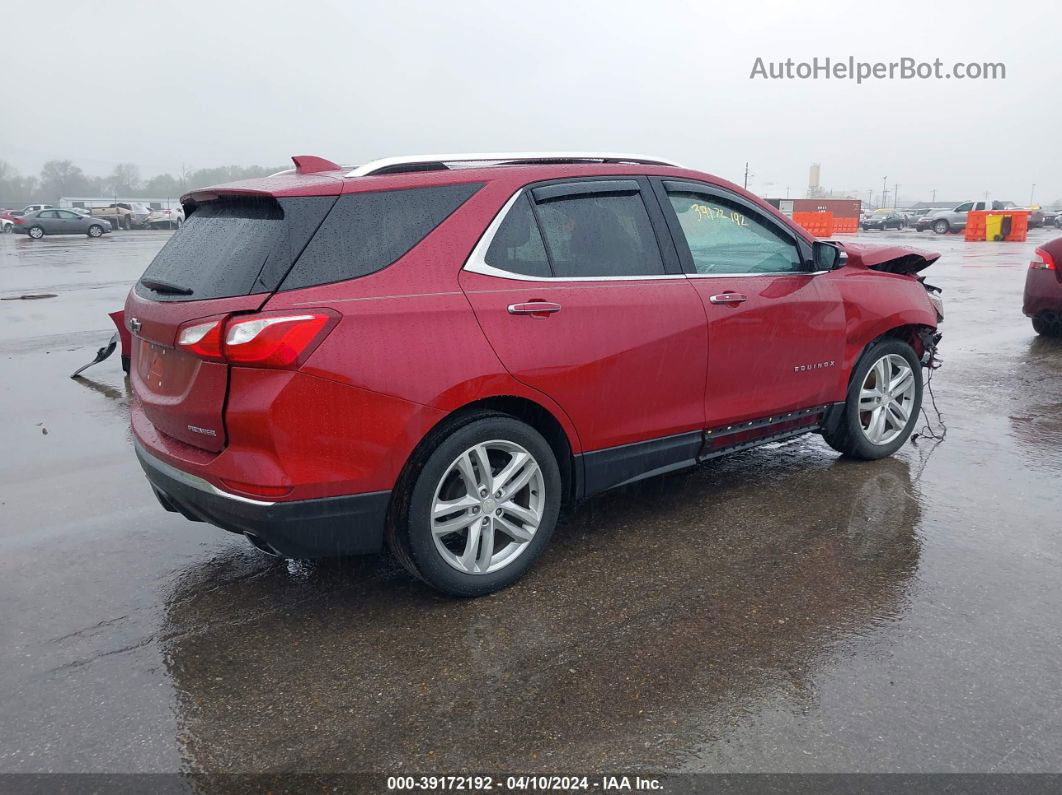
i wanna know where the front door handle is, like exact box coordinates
[507,301,562,316]
[708,293,748,304]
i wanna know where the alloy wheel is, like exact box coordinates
[430,440,545,575]
[858,354,916,445]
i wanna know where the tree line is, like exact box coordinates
[0,159,282,207]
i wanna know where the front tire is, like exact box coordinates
[28,226,44,239]
[823,340,923,460]
[1032,311,1062,337]
[393,413,561,596]
[933,219,950,234]
[87,224,103,238]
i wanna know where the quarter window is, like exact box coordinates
[666,192,803,275]
[533,192,665,278]
[280,183,483,291]
[484,194,551,277]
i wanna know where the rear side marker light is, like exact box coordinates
[219,479,293,498]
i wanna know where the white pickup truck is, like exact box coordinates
[921,200,1013,234]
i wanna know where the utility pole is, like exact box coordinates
[743,162,749,190]
[1030,183,1036,205]
[882,176,888,208]
[931,188,937,203]
[785,186,790,199]
[893,183,899,209]
[867,189,873,209]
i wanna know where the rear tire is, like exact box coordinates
[933,219,950,234]
[391,412,561,597]
[28,226,44,239]
[823,339,923,460]
[1032,311,1062,337]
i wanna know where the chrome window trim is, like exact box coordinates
[686,270,829,278]
[347,152,682,178]
[135,441,276,506]
[462,188,686,283]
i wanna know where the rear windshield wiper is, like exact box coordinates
[140,277,193,296]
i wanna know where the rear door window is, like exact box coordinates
[279,183,483,290]
[531,188,665,278]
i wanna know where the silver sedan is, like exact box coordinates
[13,209,112,239]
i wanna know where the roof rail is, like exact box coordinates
[345,152,682,178]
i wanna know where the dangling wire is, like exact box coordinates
[912,352,946,444]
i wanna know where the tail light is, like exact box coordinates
[177,320,224,360]
[1030,248,1056,270]
[14,217,23,225]
[176,310,337,368]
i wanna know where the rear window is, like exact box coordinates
[137,197,335,302]
[278,183,483,291]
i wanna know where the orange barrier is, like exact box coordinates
[965,210,1028,242]
[792,211,835,237]
[832,217,859,234]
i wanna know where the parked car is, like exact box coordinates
[144,206,184,229]
[862,209,907,231]
[914,209,949,231]
[1024,237,1062,337]
[1041,208,1059,227]
[126,152,943,596]
[22,203,56,214]
[1055,213,1062,230]
[0,212,14,233]
[13,208,112,238]
[905,208,932,226]
[1024,206,1046,229]
[90,202,151,230]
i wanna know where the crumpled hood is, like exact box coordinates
[839,242,940,275]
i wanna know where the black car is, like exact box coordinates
[862,211,907,231]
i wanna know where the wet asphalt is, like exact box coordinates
[0,226,1061,775]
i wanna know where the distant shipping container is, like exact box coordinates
[765,198,862,219]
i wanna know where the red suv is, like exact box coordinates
[128,152,943,596]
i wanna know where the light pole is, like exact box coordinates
[882,176,888,208]
[743,162,750,190]
[893,183,899,210]
[1030,183,1036,205]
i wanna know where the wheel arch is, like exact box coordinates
[844,321,936,390]
[392,394,581,516]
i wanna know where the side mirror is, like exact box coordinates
[813,240,847,271]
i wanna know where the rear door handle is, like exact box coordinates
[507,302,562,316]
[708,293,748,304]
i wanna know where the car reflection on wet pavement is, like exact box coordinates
[1,228,1061,774]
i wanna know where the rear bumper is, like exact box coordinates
[135,440,390,558]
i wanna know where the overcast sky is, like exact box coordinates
[2,0,1060,204]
